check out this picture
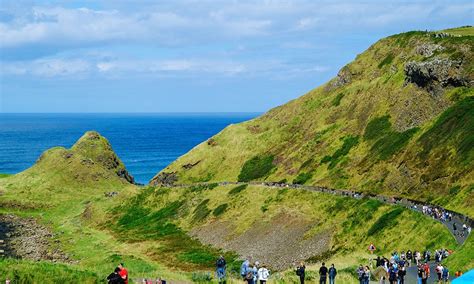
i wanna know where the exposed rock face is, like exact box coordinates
[325,66,352,91]
[182,160,200,170]
[404,58,469,93]
[149,171,178,186]
[415,43,444,57]
[0,214,73,263]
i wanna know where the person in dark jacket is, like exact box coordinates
[216,255,226,283]
[328,264,337,284]
[319,262,328,284]
[296,262,306,284]
[107,267,125,284]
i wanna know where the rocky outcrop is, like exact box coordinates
[325,66,352,91]
[150,171,178,186]
[0,214,73,263]
[182,160,201,170]
[404,58,469,93]
[415,43,444,57]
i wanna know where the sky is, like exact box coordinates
[0,0,472,113]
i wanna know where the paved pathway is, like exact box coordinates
[168,181,472,244]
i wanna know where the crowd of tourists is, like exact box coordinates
[413,204,472,237]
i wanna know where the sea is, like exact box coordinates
[0,113,258,184]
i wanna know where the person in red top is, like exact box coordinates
[118,263,128,284]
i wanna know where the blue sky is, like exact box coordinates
[0,0,472,113]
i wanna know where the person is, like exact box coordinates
[453,223,457,236]
[328,264,337,284]
[357,265,365,284]
[398,264,406,284]
[406,250,412,266]
[435,263,443,281]
[257,264,270,284]
[296,262,306,284]
[319,262,328,284]
[251,262,259,284]
[241,259,250,281]
[118,263,128,284]
[417,264,424,284]
[363,266,371,284]
[388,264,397,284]
[442,266,449,283]
[216,255,227,283]
[107,267,125,284]
[421,263,429,284]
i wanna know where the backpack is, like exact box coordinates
[245,271,253,280]
[217,258,225,267]
[296,268,302,276]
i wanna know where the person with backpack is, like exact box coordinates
[257,264,270,284]
[241,259,250,281]
[406,250,412,267]
[442,266,449,283]
[296,262,306,284]
[216,255,226,283]
[328,264,337,284]
[319,262,328,284]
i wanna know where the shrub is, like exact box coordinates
[378,53,395,68]
[371,128,418,160]
[332,92,345,106]
[293,172,313,184]
[228,184,248,195]
[364,116,391,140]
[368,207,404,236]
[238,155,275,182]
[193,199,211,223]
[321,136,359,169]
[212,203,228,216]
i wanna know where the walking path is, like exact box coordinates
[169,181,472,245]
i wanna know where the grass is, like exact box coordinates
[238,155,275,182]
[321,136,359,169]
[378,53,395,68]
[293,172,313,184]
[0,258,100,284]
[0,173,12,178]
[370,127,419,160]
[228,184,248,195]
[367,207,404,236]
[364,116,391,140]
[212,203,228,216]
[331,92,345,107]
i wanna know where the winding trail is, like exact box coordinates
[168,181,472,245]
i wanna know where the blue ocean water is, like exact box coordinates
[0,113,258,184]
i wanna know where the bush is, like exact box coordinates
[368,207,404,236]
[321,136,359,169]
[378,53,395,68]
[228,184,248,195]
[293,172,313,184]
[238,155,275,182]
[332,92,345,106]
[193,199,211,223]
[371,128,418,160]
[364,116,391,140]
[213,203,228,216]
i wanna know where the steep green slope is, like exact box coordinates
[154,27,474,217]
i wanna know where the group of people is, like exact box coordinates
[106,263,128,284]
[295,262,337,284]
[239,258,270,284]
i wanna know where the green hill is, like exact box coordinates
[153,27,474,218]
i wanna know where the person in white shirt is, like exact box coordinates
[257,264,270,284]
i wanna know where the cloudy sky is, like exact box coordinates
[1,0,472,112]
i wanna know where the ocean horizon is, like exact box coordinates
[0,113,259,184]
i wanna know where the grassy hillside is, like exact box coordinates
[0,132,188,282]
[155,27,474,217]
[107,183,463,277]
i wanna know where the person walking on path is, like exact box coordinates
[296,262,306,284]
[363,266,371,284]
[257,264,270,284]
[328,264,337,284]
[442,266,449,283]
[357,265,365,284]
[319,262,328,284]
[216,255,226,283]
